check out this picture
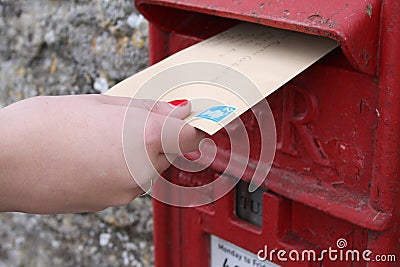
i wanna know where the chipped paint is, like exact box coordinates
[307,14,335,28]
[366,4,372,17]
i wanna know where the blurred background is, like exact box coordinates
[0,0,154,266]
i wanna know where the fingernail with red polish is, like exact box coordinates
[168,99,188,107]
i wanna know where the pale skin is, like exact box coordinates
[0,94,204,214]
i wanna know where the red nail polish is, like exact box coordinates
[168,99,188,106]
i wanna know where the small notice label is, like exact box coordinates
[210,235,280,267]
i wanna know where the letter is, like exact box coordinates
[257,245,268,261]
[328,247,338,261]
[362,250,372,262]
[302,250,317,261]
[388,254,396,262]
[289,250,300,261]
[277,250,287,261]
[278,85,330,166]
[345,250,360,261]
[250,199,261,214]
[269,249,277,262]
[318,250,327,261]
[237,254,242,261]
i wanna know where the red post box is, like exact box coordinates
[135,0,400,266]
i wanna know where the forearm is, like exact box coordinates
[0,101,87,213]
[0,105,32,213]
[0,97,140,214]
[0,105,27,212]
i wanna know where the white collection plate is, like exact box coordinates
[210,235,280,267]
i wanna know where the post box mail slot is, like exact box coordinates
[134,0,400,266]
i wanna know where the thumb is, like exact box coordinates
[159,115,205,154]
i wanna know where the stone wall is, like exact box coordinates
[0,0,154,266]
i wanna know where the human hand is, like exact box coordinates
[0,95,204,214]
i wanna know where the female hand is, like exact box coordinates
[0,94,204,214]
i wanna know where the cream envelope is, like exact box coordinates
[106,23,338,135]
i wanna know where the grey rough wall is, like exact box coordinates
[0,0,148,106]
[0,0,154,266]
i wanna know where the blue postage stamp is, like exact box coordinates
[195,106,237,122]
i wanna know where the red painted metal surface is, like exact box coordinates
[136,0,400,266]
[138,0,381,75]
